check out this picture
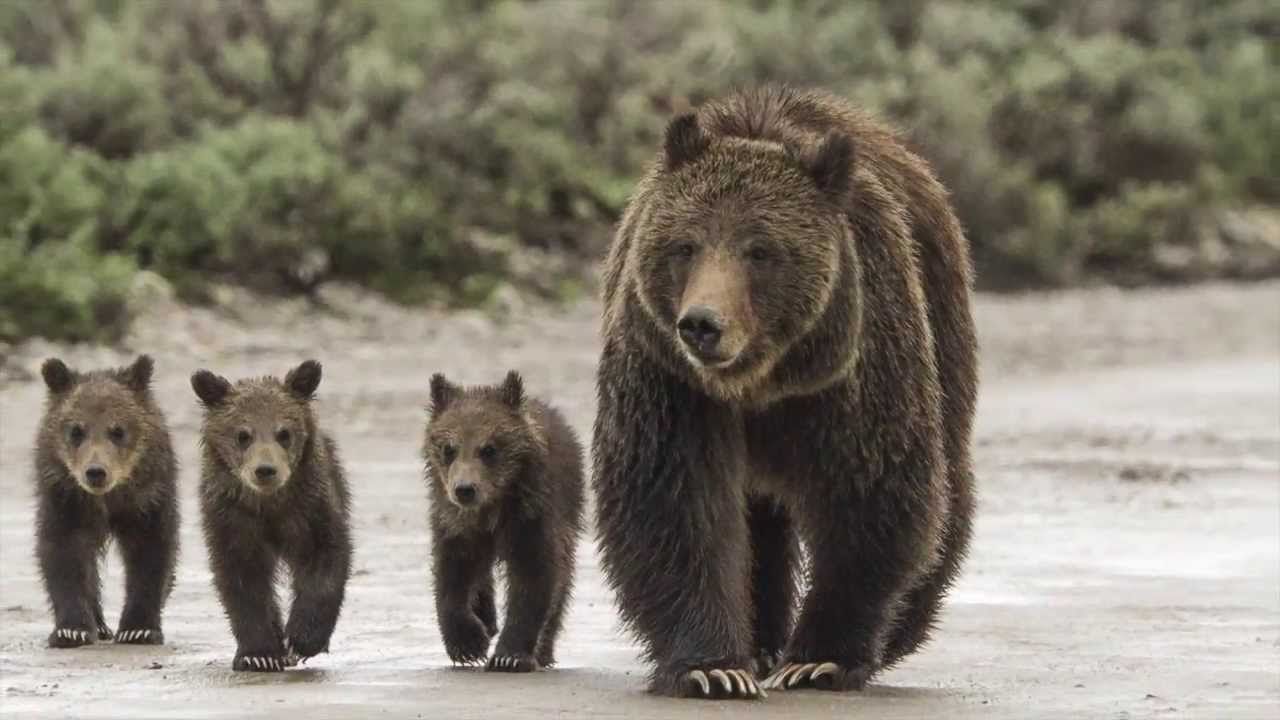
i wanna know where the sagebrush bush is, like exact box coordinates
[0,0,1276,341]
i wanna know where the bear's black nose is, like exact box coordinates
[677,306,724,356]
[84,465,108,488]
[254,465,278,481]
[454,483,478,505]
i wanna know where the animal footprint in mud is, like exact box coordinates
[486,653,538,673]
[682,667,765,699]
[764,661,868,691]
[48,627,94,648]
[234,654,288,672]
[116,628,163,645]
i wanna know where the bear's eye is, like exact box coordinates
[478,444,498,463]
[236,429,252,449]
[746,244,771,262]
[107,425,126,444]
[68,424,86,447]
[673,241,696,259]
[441,444,457,465]
[275,428,291,448]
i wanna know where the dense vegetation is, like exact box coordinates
[2,0,1276,341]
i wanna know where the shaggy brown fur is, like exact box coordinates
[193,360,352,672]
[593,86,977,699]
[34,355,179,648]
[424,371,584,673]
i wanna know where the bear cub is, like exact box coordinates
[192,360,352,672]
[34,355,179,648]
[424,371,584,672]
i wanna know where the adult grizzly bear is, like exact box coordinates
[592,86,977,699]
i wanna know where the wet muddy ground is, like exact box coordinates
[1,281,1277,719]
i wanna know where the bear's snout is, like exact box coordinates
[677,306,725,359]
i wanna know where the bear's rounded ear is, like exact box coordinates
[191,370,232,408]
[122,354,154,393]
[285,360,322,400]
[796,130,854,198]
[663,112,709,172]
[499,370,524,409]
[41,358,74,395]
[429,373,459,416]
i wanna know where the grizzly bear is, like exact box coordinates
[192,360,352,672]
[592,86,978,699]
[424,371,584,673]
[34,355,179,648]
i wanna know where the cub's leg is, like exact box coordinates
[433,532,496,666]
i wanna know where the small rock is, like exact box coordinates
[147,662,163,670]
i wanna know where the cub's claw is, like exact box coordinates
[49,627,92,648]
[678,667,764,699]
[234,654,287,672]
[486,653,538,673]
[116,628,162,645]
[764,661,866,691]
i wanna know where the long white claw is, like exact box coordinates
[688,670,710,697]
[728,670,747,695]
[789,663,817,688]
[812,662,840,683]
[709,669,732,694]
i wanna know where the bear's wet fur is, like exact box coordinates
[34,354,179,648]
[192,360,352,672]
[424,371,585,673]
[593,85,978,698]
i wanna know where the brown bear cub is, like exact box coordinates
[34,355,179,648]
[192,360,352,672]
[424,371,584,673]
[593,86,978,699]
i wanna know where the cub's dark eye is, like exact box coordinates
[478,444,497,462]
[275,429,291,447]
[674,241,695,259]
[441,444,457,465]
[107,425,126,444]
[68,424,85,446]
[236,429,252,449]
[746,245,771,262]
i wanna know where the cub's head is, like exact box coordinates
[191,360,322,495]
[633,113,854,397]
[424,371,543,512]
[39,355,158,496]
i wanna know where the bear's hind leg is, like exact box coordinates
[747,496,797,676]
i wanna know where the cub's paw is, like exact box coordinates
[763,661,873,692]
[97,624,114,642]
[233,653,288,672]
[283,632,330,663]
[486,652,538,673]
[442,612,491,667]
[48,627,94,648]
[116,628,163,645]
[666,666,765,700]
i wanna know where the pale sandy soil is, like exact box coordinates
[0,280,1277,720]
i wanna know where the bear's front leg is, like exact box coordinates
[592,350,762,699]
[433,532,496,666]
[283,526,353,663]
[487,516,554,673]
[747,497,797,676]
[37,492,106,648]
[765,450,943,692]
[114,507,178,645]
[207,521,288,672]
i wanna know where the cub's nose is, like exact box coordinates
[454,483,478,506]
[254,465,278,482]
[84,465,108,489]
[677,306,724,356]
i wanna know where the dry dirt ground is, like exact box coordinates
[0,280,1276,720]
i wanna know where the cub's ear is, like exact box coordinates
[663,112,710,172]
[285,360,322,400]
[122,354,154,393]
[796,130,854,197]
[499,370,524,410]
[191,370,232,407]
[41,358,75,395]
[429,373,460,416]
